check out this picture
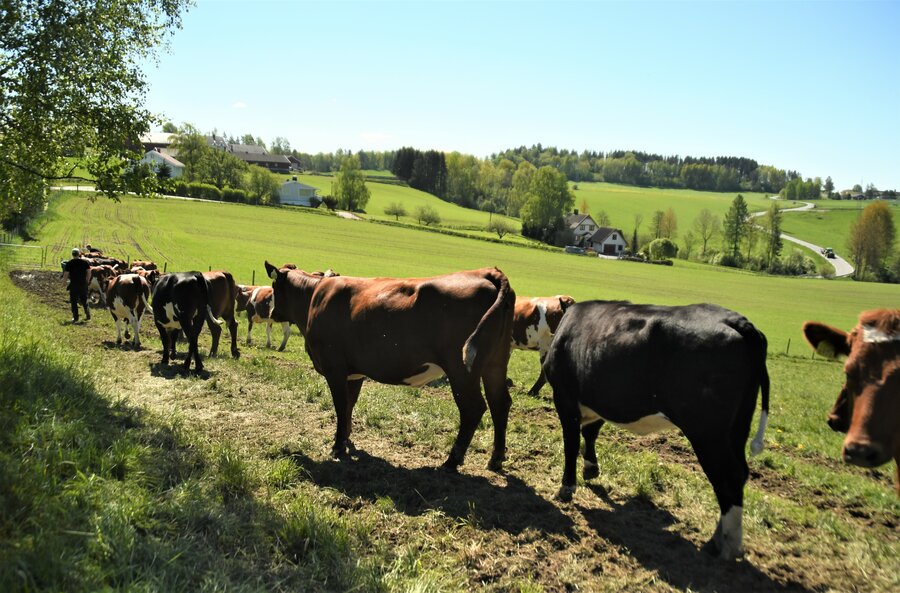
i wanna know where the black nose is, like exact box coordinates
[842,442,888,467]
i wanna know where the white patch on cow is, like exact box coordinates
[618,413,677,435]
[862,325,900,343]
[579,404,603,427]
[402,363,445,387]
[347,373,368,381]
[750,410,768,456]
[111,295,130,320]
[718,505,744,559]
[278,322,290,350]
[160,302,181,329]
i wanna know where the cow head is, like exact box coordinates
[803,309,900,469]
[235,285,253,311]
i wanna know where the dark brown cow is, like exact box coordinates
[265,261,516,471]
[131,260,157,271]
[131,267,162,287]
[236,284,291,350]
[803,309,900,496]
[202,270,240,359]
[511,295,576,395]
[104,273,150,348]
[88,265,118,305]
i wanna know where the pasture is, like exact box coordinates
[781,200,900,256]
[3,190,898,592]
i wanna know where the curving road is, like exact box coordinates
[753,198,854,277]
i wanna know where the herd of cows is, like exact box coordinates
[74,252,899,561]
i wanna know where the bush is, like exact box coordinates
[309,197,322,209]
[321,196,337,211]
[647,238,678,259]
[414,205,441,226]
[172,180,189,197]
[222,188,248,203]
[713,253,742,268]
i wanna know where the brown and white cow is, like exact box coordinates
[265,261,516,471]
[511,295,576,395]
[202,270,241,359]
[236,284,291,350]
[104,273,151,348]
[544,301,770,559]
[803,309,900,496]
[88,265,118,306]
[131,267,162,287]
[131,260,157,271]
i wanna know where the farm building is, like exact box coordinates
[588,227,628,255]
[227,143,291,174]
[140,149,185,179]
[139,132,175,152]
[564,210,599,246]
[279,177,319,206]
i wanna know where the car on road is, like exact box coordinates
[821,247,836,258]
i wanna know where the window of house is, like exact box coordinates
[612,234,617,240]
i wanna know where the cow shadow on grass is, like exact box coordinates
[579,485,815,593]
[286,449,575,537]
[149,358,211,380]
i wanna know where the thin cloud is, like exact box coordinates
[232,101,247,109]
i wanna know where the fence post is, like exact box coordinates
[252,270,255,285]
[208,265,211,272]
[785,338,790,356]
[163,261,167,273]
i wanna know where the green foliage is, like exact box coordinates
[848,201,897,280]
[414,205,441,226]
[486,218,512,239]
[646,237,679,259]
[723,194,750,258]
[334,155,371,211]
[762,201,784,268]
[384,202,407,221]
[247,166,280,205]
[520,167,574,243]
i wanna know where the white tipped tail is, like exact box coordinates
[207,306,224,326]
[750,410,768,456]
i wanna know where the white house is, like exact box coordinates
[279,177,319,206]
[563,210,599,246]
[588,227,628,256]
[140,149,184,179]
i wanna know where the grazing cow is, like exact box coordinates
[265,261,516,471]
[105,273,150,348]
[543,301,770,560]
[88,265,118,305]
[236,284,291,350]
[202,270,240,359]
[151,272,222,371]
[802,309,900,496]
[511,295,576,395]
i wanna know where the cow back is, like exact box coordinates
[203,271,238,319]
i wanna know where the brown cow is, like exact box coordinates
[105,273,151,348]
[803,309,900,496]
[236,284,291,350]
[202,270,240,359]
[265,261,516,471]
[88,265,118,306]
[131,260,157,271]
[131,267,162,287]
[511,295,576,395]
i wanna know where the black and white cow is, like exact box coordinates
[151,272,222,371]
[543,301,770,560]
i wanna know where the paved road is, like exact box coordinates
[753,199,854,277]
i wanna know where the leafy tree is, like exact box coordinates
[414,205,441,226]
[824,176,835,198]
[595,210,611,227]
[320,196,337,210]
[660,208,678,238]
[384,202,406,221]
[848,201,896,279]
[162,122,179,133]
[333,155,370,211]
[723,194,750,259]
[156,162,172,180]
[246,166,279,205]
[0,0,190,229]
[650,210,665,239]
[205,148,248,190]
[487,219,512,239]
[762,201,783,268]
[169,124,211,183]
[519,166,574,238]
[647,238,678,259]
[270,137,291,155]
[852,183,863,193]
[579,198,590,215]
[693,208,721,256]
[682,231,696,260]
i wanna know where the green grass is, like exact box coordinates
[38,190,898,351]
[5,191,900,592]
[781,199,899,256]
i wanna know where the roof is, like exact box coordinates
[228,143,268,155]
[144,150,184,168]
[140,132,176,146]
[588,227,627,245]
[235,153,291,166]
[564,213,594,229]
[281,180,318,191]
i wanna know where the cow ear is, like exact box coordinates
[802,321,851,358]
[264,261,278,280]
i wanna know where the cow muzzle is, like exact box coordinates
[842,440,890,468]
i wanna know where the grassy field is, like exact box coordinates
[781,199,900,257]
[4,190,898,592]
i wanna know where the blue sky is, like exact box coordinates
[143,0,900,190]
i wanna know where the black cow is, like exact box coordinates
[151,272,222,371]
[543,301,769,560]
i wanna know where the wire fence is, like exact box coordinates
[0,243,47,269]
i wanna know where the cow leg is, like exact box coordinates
[482,368,512,471]
[443,373,487,472]
[278,322,291,351]
[265,322,273,348]
[528,348,550,396]
[581,419,605,480]
[553,388,580,502]
[156,323,170,364]
[326,376,352,459]
[131,310,141,349]
[688,435,746,560]
[207,313,222,357]
[114,315,123,345]
[344,378,364,453]
[227,315,240,358]
[246,317,253,345]
[188,315,205,372]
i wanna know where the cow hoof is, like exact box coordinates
[278,346,286,352]
[556,485,576,502]
[440,460,460,474]
[232,351,240,359]
[701,536,744,561]
[487,458,504,473]
[116,338,122,345]
[582,462,600,480]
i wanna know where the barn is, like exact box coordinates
[279,177,319,207]
[588,227,628,255]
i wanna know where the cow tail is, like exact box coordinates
[462,269,514,372]
[750,327,770,456]
[197,273,224,326]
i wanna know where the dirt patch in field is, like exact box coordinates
[9,268,898,593]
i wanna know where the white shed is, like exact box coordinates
[140,149,185,179]
[279,177,319,207]
[588,227,628,256]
